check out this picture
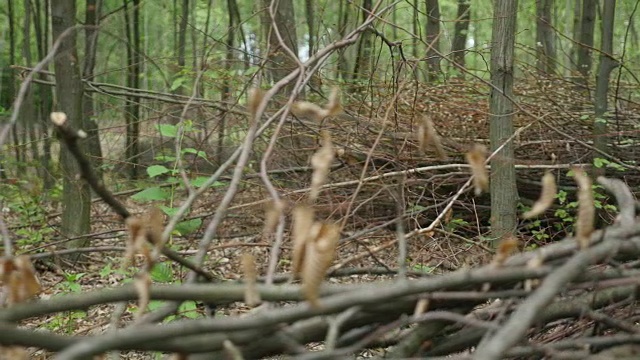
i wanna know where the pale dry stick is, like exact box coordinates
[324,306,361,351]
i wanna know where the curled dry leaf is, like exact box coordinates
[492,235,519,267]
[310,131,334,202]
[122,216,146,269]
[465,144,489,196]
[133,273,152,321]
[522,171,557,219]
[572,167,595,249]
[0,255,41,305]
[291,206,316,277]
[241,253,261,307]
[263,199,285,236]
[524,255,544,291]
[418,115,448,160]
[291,87,342,122]
[302,222,341,308]
[247,87,265,122]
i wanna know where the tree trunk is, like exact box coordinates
[33,0,55,190]
[82,0,104,182]
[489,0,518,244]
[262,0,298,95]
[576,0,596,89]
[123,0,142,178]
[452,0,471,76]
[535,0,556,74]
[335,0,350,81]
[592,0,617,178]
[51,0,91,255]
[305,0,321,89]
[351,0,373,86]
[22,0,40,174]
[425,0,441,81]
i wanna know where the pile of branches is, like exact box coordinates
[1,112,640,359]
[2,174,640,359]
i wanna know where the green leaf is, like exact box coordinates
[182,147,207,159]
[175,218,202,236]
[593,158,608,168]
[159,205,181,217]
[131,187,171,202]
[147,165,171,178]
[595,117,607,124]
[191,176,225,188]
[179,301,200,319]
[170,77,186,91]
[156,124,178,138]
[580,114,590,120]
[150,262,174,283]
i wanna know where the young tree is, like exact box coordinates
[489,0,519,244]
[425,0,442,81]
[51,0,91,253]
[123,0,142,178]
[452,0,471,75]
[83,0,104,181]
[593,0,618,178]
[576,0,596,88]
[535,0,555,74]
[351,0,373,86]
[262,0,298,95]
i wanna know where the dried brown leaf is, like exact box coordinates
[247,87,265,121]
[492,235,519,267]
[310,131,334,202]
[465,144,489,196]
[123,216,146,269]
[134,273,151,321]
[241,253,261,307]
[291,206,316,277]
[291,87,342,122]
[302,222,340,308]
[572,167,595,249]
[522,171,557,219]
[263,199,285,236]
[418,115,448,160]
[2,256,41,305]
[0,346,29,360]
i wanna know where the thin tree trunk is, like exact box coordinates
[23,0,40,173]
[425,0,442,81]
[335,0,350,81]
[123,0,142,178]
[351,0,373,86]
[262,0,298,95]
[83,0,104,182]
[536,0,556,74]
[592,0,618,178]
[576,0,596,89]
[452,0,471,76]
[51,0,91,255]
[489,0,519,244]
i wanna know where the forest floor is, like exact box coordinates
[16,76,640,358]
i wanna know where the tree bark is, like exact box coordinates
[51,0,91,255]
[576,0,596,89]
[592,0,617,178]
[425,0,442,81]
[83,0,104,182]
[351,0,373,86]
[123,0,142,178]
[535,0,556,74]
[489,0,519,244]
[262,0,298,95]
[452,0,471,76]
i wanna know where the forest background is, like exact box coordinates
[0,0,640,359]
